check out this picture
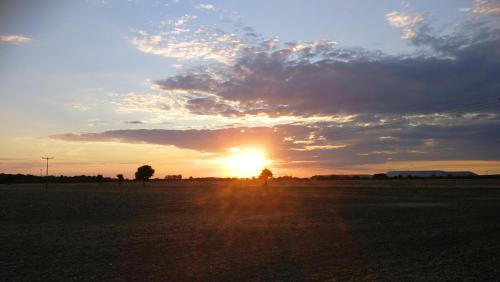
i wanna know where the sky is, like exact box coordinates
[0,0,499,178]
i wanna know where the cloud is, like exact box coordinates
[461,0,500,14]
[173,14,198,26]
[123,19,500,171]
[69,102,90,112]
[52,127,284,153]
[154,22,499,120]
[185,97,242,117]
[71,10,500,173]
[385,11,424,28]
[111,92,178,113]
[0,34,31,44]
[196,3,216,11]
[86,119,105,127]
[130,25,246,64]
[52,113,500,170]
[129,11,280,65]
[385,11,424,39]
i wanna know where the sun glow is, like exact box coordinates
[223,147,269,178]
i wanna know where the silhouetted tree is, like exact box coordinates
[373,173,388,179]
[135,165,155,185]
[259,168,273,180]
[117,174,124,185]
[96,174,104,184]
[259,168,273,186]
[165,174,182,181]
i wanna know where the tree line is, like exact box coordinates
[0,165,273,185]
[1,166,496,185]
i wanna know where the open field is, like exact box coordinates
[1,180,500,281]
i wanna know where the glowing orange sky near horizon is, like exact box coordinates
[1,138,500,178]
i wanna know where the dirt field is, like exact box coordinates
[1,180,500,281]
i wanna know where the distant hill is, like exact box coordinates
[386,170,477,178]
[311,174,372,180]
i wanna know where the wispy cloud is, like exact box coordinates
[69,102,90,112]
[129,10,280,65]
[86,119,106,127]
[385,11,424,39]
[195,3,216,11]
[385,11,424,28]
[460,0,500,14]
[0,34,31,44]
[173,14,198,26]
[111,92,179,113]
[129,9,254,65]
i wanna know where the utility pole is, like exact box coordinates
[42,156,54,189]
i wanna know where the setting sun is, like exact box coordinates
[222,147,270,178]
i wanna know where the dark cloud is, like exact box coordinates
[123,120,143,124]
[52,112,500,169]
[185,98,242,117]
[53,127,284,154]
[156,21,499,118]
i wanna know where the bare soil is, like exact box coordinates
[1,180,500,281]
